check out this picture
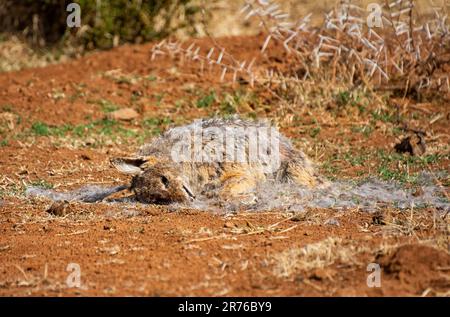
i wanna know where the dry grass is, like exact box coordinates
[154,0,450,101]
[204,0,442,36]
[377,207,450,251]
[272,237,368,277]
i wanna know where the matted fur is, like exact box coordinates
[111,117,328,204]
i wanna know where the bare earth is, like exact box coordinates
[0,35,449,296]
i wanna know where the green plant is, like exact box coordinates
[30,179,53,189]
[335,91,351,107]
[146,75,158,82]
[351,125,373,138]
[31,122,73,137]
[343,153,368,166]
[93,99,120,113]
[309,127,321,138]
[377,166,418,184]
[196,91,216,108]
[31,122,51,136]
[1,104,13,112]
[371,109,397,123]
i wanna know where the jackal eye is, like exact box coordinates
[161,175,170,188]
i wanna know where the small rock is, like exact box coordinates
[121,209,140,218]
[291,215,304,222]
[0,112,18,130]
[100,245,120,255]
[288,205,305,213]
[224,221,237,228]
[394,133,426,156]
[46,201,73,217]
[0,245,10,252]
[181,83,196,91]
[309,268,332,281]
[372,211,385,225]
[324,218,340,226]
[107,108,139,121]
[84,137,96,146]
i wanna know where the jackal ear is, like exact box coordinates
[110,157,144,175]
[111,155,160,175]
[110,157,146,175]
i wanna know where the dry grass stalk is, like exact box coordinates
[272,237,368,277]
[151,0,450,98]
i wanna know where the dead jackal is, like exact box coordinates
[111,117,328,204]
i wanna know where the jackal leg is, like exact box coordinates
[218,164,264,204]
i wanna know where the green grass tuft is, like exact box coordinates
[30,179,53,189]
[196,91,216,108]
[31,122,51,136]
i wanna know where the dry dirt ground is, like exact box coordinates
[0,35,449,296]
